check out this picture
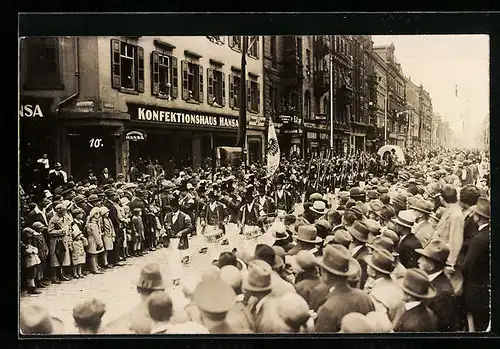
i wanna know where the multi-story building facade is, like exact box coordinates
[419,85,433,148]
[20,36,265,181]
[373,43,408,148]
[405,77,421,147]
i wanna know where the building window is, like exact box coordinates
[247,79,260,113]
[229,74,242,109]
[207,68,225,107]
[111,39,145,93]
[151,51,178,99]
[181,60,203,102]
[323,96,329,116]
[270,85,278,117]
[248,36,259,59]
[23,37,62,90]
[304,91,311,120]
[229,36,242,51]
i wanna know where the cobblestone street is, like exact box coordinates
[19,247,193,334]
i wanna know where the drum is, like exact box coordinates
[202,225,225,244]
[241,225,263,240]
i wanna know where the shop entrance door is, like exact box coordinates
[70,134,116,181]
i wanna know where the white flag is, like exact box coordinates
[266,120,280,177]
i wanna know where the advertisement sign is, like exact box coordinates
[127,103,239,130]
[125,130,147,141]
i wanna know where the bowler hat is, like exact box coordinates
[20,304,65,334]
[136,263,165,291]
[415,239,450,266]
[367,190,379,200]
[309,193,323,202]
[73,195,85,205]
[309,201,327,215]
[377,186,389,194]
[242,260,272,292]
[87,194,100,203]
[376,205,396,221]
[396,268,437,299]
[296,225,323,244]
[392,193,408,209]
[364,248,396,275]
[367,235,395,253]
[31,221,46,231]
[332,229,353,248]
[472,197,490,219]
[382,229,400,245]
[347,220,371,243]
[317,244,358,276]
[194,279,236,314]
[409,199,433,215]
[391,210,416,229]
[350,187,365,199]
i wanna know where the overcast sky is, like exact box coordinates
[371,35,489,138]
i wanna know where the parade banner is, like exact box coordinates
[266,120,280,178]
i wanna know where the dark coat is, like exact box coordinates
[295,271,321,305]
[26,208,49,227]
[164,211,193,250]
[424,272,456,332]
[396,233,423,269]
[393,303,439,332]
[462,226,490,312]
[352,245,370,289]
[309,282,331,312]
[315,283,375,332]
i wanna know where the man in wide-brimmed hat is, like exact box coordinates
[392,210,422,269]
[241,259,274,333]
[314,244,375,332]
[253,244,296,297]
[103,263,165,334]
[294,250,321,304]
[363,247,404,322]
[20,304,66,335]
[416,239,456,332]
[286,224,323,263]
[409,198,435,246]
[462,196,490,332]
[346,220,372,289]
[271,221,295,253]
[393,268,439,332]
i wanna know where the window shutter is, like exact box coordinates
[136,46,145,93]
[198,65,204,103]
[256,82,260,113]
[181,60,189,101]
[111,39,121,89]
[229,74,235,108]
[221,72,226,107]
[247,80,252,111]
[255,38,259,59]
[171,56,178,99]
[207,68,214,105]
[228,36,234,48]
[151,51,159,96]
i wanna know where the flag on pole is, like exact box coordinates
[266,120,280,178]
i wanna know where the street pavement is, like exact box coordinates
[18,202,320,335]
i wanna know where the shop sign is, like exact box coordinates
[128,103,239,129]
[319,133,329,140]
[19,104,44,118]
[309,141,319,147]
[283,129,302,134]
[125,130,147,141]
[19,97,52,119]
[279,115,301,125]
[307,132,317,139]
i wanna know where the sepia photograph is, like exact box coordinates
[19,33,490,335]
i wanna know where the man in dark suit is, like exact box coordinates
[416,239,456,331]
[26,197,50,228]
[462,197,490,332]
[393,268,439,332]
[314,245,375,332]
[273,174,293,214]
[346,220,371,289]
[393,210,423,269]
[48,162,67,193]
[104,189,125,266]
[99,167,112,185]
